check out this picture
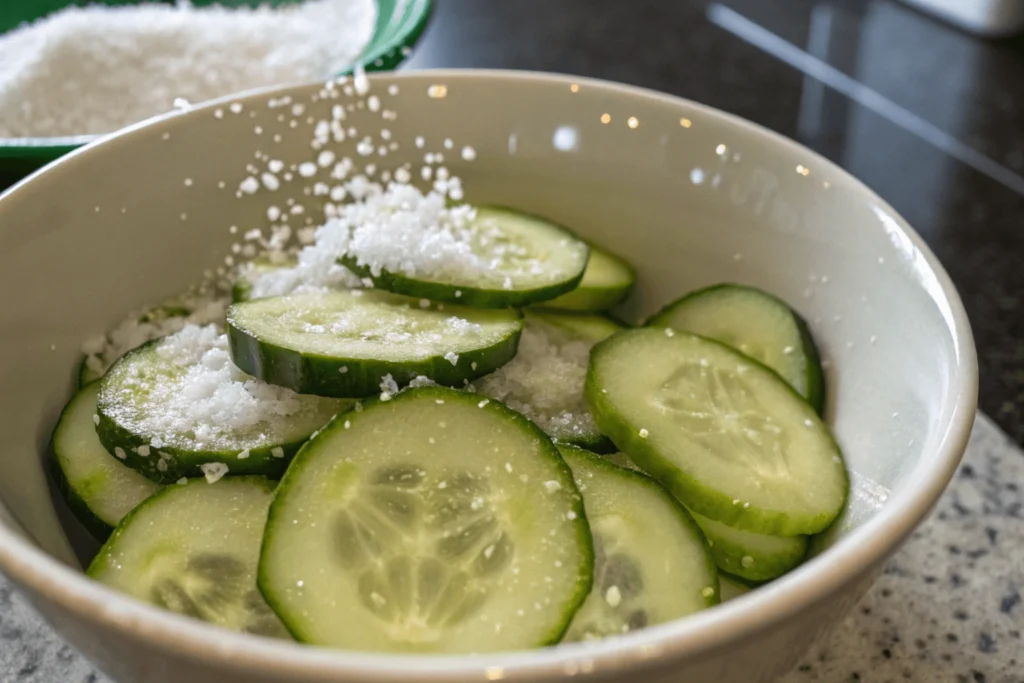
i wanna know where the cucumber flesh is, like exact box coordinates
[259,387,593,653]
[588,449,805,581]
[689,511,807,582]
[558,446,717,641]
[646,284,824,413]
[88,476,288,637]
[542,244,635,312]
[475,311,619,453]
[228,290,522,398]
[51,383,162,537]
[586,328,847,536]
[340,207,589,308]
[526,309,625,344]
[97,324,346,483]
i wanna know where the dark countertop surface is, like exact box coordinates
[405,0,1024,444]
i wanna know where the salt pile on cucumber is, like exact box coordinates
[52,82,846,655]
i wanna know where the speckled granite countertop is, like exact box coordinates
[1,413,1020,683]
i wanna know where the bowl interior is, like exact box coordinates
[0,70,972,647]
[0,0,431,185]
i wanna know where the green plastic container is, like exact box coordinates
[0,0,431,187]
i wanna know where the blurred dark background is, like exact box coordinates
[407,0,1024,443]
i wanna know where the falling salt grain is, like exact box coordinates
[479,400,491,408]
[137,445,151,457]
[237,449,250,460]
[605,586,622,607]
[461,146,477,161]
[114,447,126,460]
[176,478,188,485]
[639,428,649,438]
[239,176,259,194]
[92,414,100,426]
[271,447,285,458]
[444,352,459,366]
[544,480,562,493]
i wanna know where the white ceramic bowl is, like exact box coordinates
[0,70,977,683]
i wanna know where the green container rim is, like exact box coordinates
[0,0,432,159]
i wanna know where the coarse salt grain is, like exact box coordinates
[475,317,600,444]
[201,462,229,484]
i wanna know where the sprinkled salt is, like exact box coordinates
[605,586,622,607]
[238,449,250,459]
[639,428,649,438]
[114,447,126,460]
[475,316,600,444]
[100,324,341,453]
[543,480,562,493]
[271,447,285,458]
[444,351,459,366]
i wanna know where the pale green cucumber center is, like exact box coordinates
[262,392,589,653]
[90,479,286,636]
[595,330,845,520]
[561,449,713,641]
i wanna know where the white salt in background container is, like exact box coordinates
[0,0,431,187]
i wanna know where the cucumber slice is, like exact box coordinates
[232,260,292,303]
[228,290,522,398]
[88,476,288,637]
[646,284,824,413]
[259,387,593,652]
[689,510,807,582]
[558,446,717,641]
[542,244,635,312]
[587,449,804,581]
[526,309,625,343]
[51,383,162,538]
[340,207,589,308]
[475,311,619,453]
[585,328,847,536]
[97,325,346,483]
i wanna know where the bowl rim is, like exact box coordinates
[0,0,433,156]
[0,69,978,680]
